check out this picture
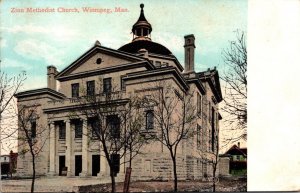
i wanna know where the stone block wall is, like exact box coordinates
[129,153,212,181]
[219,157,230,176]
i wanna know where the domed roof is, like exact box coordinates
[118,40,172,55]
[118,4,172,56]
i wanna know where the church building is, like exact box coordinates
[15,4,222,181]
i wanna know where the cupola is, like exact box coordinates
[132,4,152,42]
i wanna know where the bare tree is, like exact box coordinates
[221,30,247,141]
[121,97,150,193]
[200,122,220,192]
[71,79,148,193]
[17,104,48,193]
[142,81,197,192]
[0,67,26,190]
[0,70,26,139]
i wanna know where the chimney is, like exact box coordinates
[184,34,195,72]
[47,66,58,91]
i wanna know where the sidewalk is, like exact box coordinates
[1,176,121,192]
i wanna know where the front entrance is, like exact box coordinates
[92,155,100,176]
[59,156,65,176]
[75,155,82,176]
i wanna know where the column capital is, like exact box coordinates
[48,120,55,125]
[64,119,71,123]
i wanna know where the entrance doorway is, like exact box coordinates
[59,156,65,176]
[75,155,82,176]
[92,155,100,176]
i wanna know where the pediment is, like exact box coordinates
[56,44,147,79]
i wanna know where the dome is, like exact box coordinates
[118,40,172,55]
[118,4,173,56]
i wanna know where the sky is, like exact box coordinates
[0,0,247,91]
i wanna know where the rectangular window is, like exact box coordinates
[211,108,215,152]
[146,110,154,130]
[74,120,83,139]
[197,93,202,115]
[155,61,161,67]
[107,115,120,139]
[197,125,201,149]
[89,118,101,139]
[208,102,211,123]
[120,76,125,91]
[71,83,79,98]
[59,122,66,140]
[110,153,120,175]
[87,80,95,96]
[162,62,169,67]
[31,121,36,138]
[103,78,112,93]
[208,129,211,152]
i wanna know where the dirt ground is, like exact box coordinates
[79,177,247,192]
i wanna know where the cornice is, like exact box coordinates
[57,61,154,81]
[14,88,66,99]
[124,67,189,91]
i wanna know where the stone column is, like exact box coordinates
[48,122,56,175]
[98,151,108,177]
[80,119,88,177]
[65,120,72,177]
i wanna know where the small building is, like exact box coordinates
[1,154,11,176]
[225,143,247,161]
[224,143,247,175]
[0,151,18,177]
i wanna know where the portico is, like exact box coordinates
[47,117,109,177]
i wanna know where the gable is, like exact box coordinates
[71,52,132,74]
[56,44,150,79]
[225,145,247,157]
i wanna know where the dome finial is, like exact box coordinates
[140,3,144,9]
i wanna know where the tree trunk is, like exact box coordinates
[212,162,217,192]
[212,167,216,192]
[123,150,132,193]
[110,169,116,193]
[31,154,35,193]
[171,155,178,192]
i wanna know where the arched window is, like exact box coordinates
[146,111,154,130]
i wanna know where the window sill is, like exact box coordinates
[141,129,156,134]
[140,129,157,138]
